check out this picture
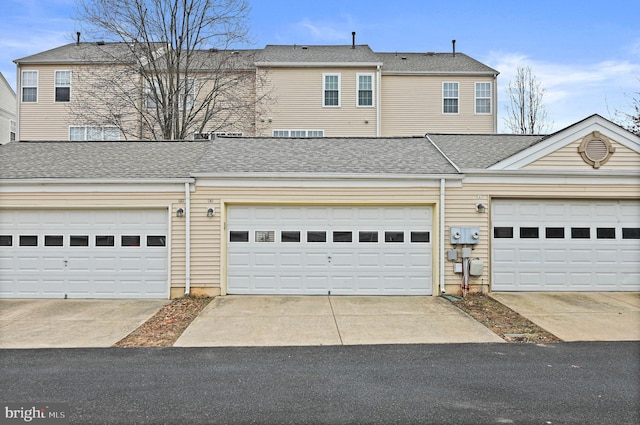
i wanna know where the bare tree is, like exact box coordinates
[503,65,553,134]
[71,0,269,140]
[612,79,640,136]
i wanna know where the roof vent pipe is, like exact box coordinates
[452,39,456,57]
[76,32,81,45]
[352,31,356,49]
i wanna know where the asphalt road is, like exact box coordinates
[1,342,638,425]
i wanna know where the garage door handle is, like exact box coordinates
[64,260,68,267]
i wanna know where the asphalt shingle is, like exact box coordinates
[428,134,545,169]
[377,52,498,74]
[0,141,211,180]
[192,137,459,175]
[257,45,381,64]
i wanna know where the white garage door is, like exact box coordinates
[0,209,169,298]
[492,199,640,291]
[227,206,433,295]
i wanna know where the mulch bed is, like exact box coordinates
[114,296,213,347]
[450,293,561,343]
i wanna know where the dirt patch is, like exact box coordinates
[114,296,213,347]
[449,293,561,343]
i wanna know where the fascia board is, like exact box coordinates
[0,178,194,184]
[190,172,462,180]
[489,116,640,170]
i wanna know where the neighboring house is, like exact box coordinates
[1,114,638,299]
[0,72,17,144]
[13,39,498,141]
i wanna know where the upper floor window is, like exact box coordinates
[179,77,195,110]
[55,71,71,102]
[21,71,38,103]
[357,73,374,107]
[146,78,194,110]
[475,82,491,114]
[323,73,340,107]
[442,82,458,114]
[70,126,120,141]
[10,120,16,142]
[146,81,159,109]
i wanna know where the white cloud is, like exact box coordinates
[296,18,351,43]
[485,51,640,132]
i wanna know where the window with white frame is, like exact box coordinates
[55,71,71,102]
[357,73,374,107]
[10,120,16,141]
[475,82,491,114]
[69,126,120,141]
[21,71,38,103]
[179,77,195,110]
[442,82,459,114]
[273,129,324,138]
[146,81,159,109]
[323,74,340,107]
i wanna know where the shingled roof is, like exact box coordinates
[1,134,552,181]
[256,45,382,65]
[15,42,496,75]
[377,52,498,75]
[0,141,211,180]
[192,137,459,176]
[428,134,545,169]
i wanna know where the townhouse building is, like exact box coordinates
[13,39,498,141]
[0,72,16,144]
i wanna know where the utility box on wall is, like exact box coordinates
[450,227,480,245]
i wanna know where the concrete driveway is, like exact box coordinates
[0,299,169,348]
[175,296,504,347]
[490,292,640,341]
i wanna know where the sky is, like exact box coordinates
[1,0,639,133]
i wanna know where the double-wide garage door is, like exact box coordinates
[0,209,169,298]
[492,199,640,291]
[227,205,433,295]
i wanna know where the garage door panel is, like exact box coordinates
[227,206,432,295]
[519,249,541,263]
[492,200,640,292]
[623,273,640,286]
[0,209,168,299]
[595,250,618,263]
[622,249,640,263]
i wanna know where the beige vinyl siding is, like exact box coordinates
[442,182,640,294]
[190,185,441,294]
[256,67,378,137]
[188,69,258,137]
[18,64,137,141]
[0,189,186,297]
[380,75,495,136]
[19,65,70,140]
[524,137,640,170]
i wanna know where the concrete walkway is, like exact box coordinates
[174,296,504,347]
[0,299,169,348]
[490,292,640,341]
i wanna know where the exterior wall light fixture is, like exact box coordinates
[475,203,486,213]
[176,208,184,217]
[207,207,215,217]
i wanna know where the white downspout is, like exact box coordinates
[184,182,191,296]
[440,178,446,294]
[376,65,381,137]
